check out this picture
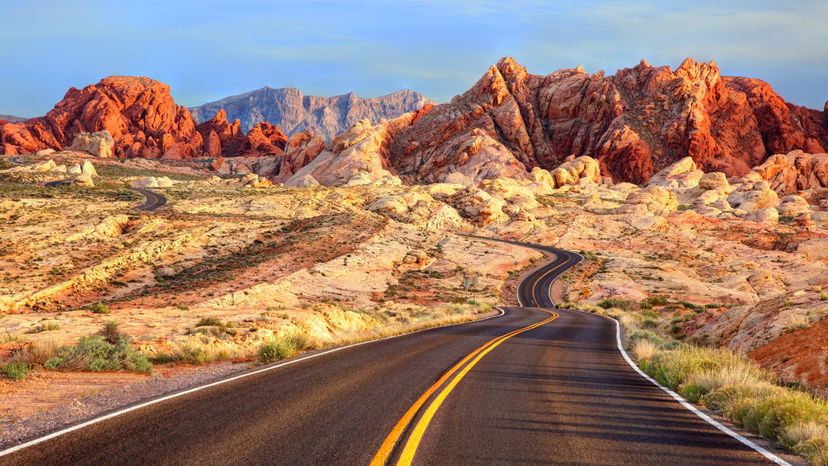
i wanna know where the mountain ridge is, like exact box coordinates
[190,87,429,140]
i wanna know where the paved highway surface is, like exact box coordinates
[1,239,778,465]
[133,187,167,212]
[44,181,167,212]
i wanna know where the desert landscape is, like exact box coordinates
[1,2,827,464]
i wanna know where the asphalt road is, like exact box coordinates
[133,187,167,212]
[0,240,778,466]
[44,182,166,212]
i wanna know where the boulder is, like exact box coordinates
[285,174,320,188]
[621,186,679,215]
[81,160,97,176]
[647,157,704,189]
[777,195,811,217]
[69,131,115,157]
[73,172,94,187]
[550,156,601,188]
[698,172,730,191]
[728,180,780,212]
[132,176,173,188]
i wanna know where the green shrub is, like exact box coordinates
[85,302,111,314]
[26,322,61,333]
[259,333,309,364]
[641,295,670,308]
[597,298,637,311]
[1,362,32,380]
[643,345,828,465]
[44,324,151,373]
[174,343,211,365]
[195,317,224,327]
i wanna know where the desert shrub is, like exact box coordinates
[26,322,61,334]
[642,344,828,464]
[174,343,212,365]
[196,317,224,327]
[783,314,811,333]
[632,339,659,362]
[1,362,32,380]
[85,302,111,314]
[646,346,742,390]
[44,324,151,373]
[782,421,828,463]
[27,338,62,364]
[597,298,637,311]
[641,295,670,308]
[259,333,309,364]
[189,318,238,338]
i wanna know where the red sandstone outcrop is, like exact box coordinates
[382,58,827,183]
[194,109,287,158]
[1,76,204,158]
[750,150,828,194]
[1,77,294,161]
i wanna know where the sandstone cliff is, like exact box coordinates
[380,57,827,184]
[1,76,205,159]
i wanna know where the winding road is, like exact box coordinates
[132,187,167,212]
[0,239,784,465]
[44,181,167,212]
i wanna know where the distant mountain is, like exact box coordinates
[0,114,28,123]
[190,87,429,140]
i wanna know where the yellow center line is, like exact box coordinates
[529,257,567,307]
[369,313,546,466]
[394,311,559,466]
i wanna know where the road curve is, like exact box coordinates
[0,240,779,466]
[133,187,167,212]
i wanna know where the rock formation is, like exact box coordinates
[361,58,827,184]
[1,76,204,158]
[190,87,429,140]
[0,77,298,162]
[195,110,288,158]
[69,131,115,157]
[749,150,828,194]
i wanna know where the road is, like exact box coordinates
[0,240,779,466]
[44,182,167,212]
[132,187,167,212]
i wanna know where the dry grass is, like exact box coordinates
[632,339,659,361]
[645,346,828,465]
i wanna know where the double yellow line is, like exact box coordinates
[370,309,559,466]
[528,256,569,308]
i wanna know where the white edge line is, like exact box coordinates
[0,308,506,457]
[609,316,790,466]
[518,245,789,465]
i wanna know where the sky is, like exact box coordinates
[2,0,826,117]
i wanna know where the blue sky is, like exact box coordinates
[2,0,826,117]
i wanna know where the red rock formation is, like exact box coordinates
[195,109,288,158]
[1,77,294,161]
[384,58,828,183]
[240,121,287,156]
[1,76,204,158]
[275,130,326,181]
[194,109,245,157]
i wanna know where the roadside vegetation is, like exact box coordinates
[2,322,152,379]
[561,299,828,465]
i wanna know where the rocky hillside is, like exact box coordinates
[190,87,429,140]
[3,59,825,186]
[0,77,291,160]
[373,57,827,184]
